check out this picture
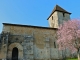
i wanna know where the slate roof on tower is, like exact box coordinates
[47,5,71,20]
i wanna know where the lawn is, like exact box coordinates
[67,58,77,60]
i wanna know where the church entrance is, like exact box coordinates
[12,47,18,60]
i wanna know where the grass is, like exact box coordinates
[67,58,77,60]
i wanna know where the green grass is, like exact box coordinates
[67,58,77,60]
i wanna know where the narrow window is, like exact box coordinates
[63,13,65,17]
[52,16,53,20]
[54,41,56,48]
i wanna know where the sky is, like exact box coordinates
[0,0,80,32]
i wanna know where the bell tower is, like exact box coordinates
[47,5,71,28]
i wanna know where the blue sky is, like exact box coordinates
[0,0,80,32]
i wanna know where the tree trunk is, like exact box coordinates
[78,53,80,60]
[78,48,80,60]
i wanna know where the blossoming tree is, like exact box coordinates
[57,20,80,60]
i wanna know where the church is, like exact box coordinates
[0,5,74,60]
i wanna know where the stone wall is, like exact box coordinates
[48,11,70,28]
[57,12,70,25]
[48,11,58,28]
[0,24,74,60]
[0,32,9,60]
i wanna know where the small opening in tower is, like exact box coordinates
[52,16,53,20]
[54,41,56,48]
[63,13,65,17]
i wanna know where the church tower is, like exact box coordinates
[47,5,71,28]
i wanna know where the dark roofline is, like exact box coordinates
[47,5,71,20]
[3,23,58,30]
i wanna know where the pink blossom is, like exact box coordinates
[57,19,80,53]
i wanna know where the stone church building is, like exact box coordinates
[0,5,73,60]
